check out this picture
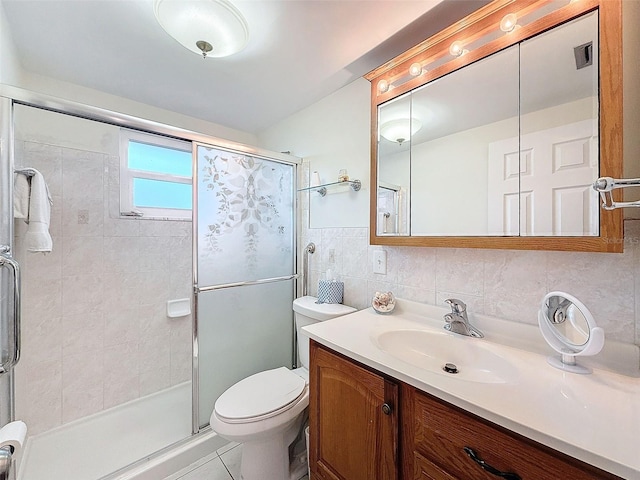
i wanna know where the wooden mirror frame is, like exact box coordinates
[365,0,622,252]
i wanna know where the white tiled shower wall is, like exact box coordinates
[13,140,192,436]
[298,160,640,348]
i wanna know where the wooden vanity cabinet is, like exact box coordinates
[310,341,622,480]
[309,340,399,480]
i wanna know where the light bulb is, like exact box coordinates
[378,79,389,93]
[500,13,518,33]
[449,41,465,57]
[409,62,423,76]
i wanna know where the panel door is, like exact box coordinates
[488,119,598,236]
[309,342,398,480]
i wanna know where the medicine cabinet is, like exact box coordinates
[366,0,623,252]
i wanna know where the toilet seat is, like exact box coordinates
[214,367,307,424]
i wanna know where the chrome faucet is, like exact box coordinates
[444,298,484,338]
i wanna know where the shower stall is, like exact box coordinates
[0,87,299,480]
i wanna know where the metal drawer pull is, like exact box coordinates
[463,447,522,480]
[381,403,392,415]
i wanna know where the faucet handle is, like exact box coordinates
[445,298,467,314]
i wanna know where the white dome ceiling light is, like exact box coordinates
[380,118,422,145]
[153,0,249,58]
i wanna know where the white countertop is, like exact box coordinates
[302,299,640,479]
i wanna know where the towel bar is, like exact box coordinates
[14,167,37,177]
[593,176,640,210]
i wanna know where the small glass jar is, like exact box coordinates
[338,169,349,182]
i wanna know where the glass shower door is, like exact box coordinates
[195,145,296,429]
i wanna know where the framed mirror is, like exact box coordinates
[366,0,623,252]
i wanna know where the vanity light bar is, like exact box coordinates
[372,0,578,96]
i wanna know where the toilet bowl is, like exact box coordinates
[210,296,356,480]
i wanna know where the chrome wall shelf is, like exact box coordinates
[298,179,361,197]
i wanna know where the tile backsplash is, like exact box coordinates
[299,164,640,347]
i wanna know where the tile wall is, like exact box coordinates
[13,140,192,436]
[298,161,640,347]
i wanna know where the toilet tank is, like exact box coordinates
[293,296,356,370]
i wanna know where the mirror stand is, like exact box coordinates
[545,351,596,375]
[538,291,605,375]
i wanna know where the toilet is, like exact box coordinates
[210,295,356,480]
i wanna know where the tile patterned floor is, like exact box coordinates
[164,442,309,480]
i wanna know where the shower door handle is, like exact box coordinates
[0,250,21,374]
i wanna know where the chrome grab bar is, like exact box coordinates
[593,176,640,210]
[0,248,21,374]
[302,242,315,296]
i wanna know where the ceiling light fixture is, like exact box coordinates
[499,13,518,33]
[380,118,422,145]
[153,0,249,58]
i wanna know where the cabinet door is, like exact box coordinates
[309,341,399,480]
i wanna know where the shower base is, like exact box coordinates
[18,382,225,480]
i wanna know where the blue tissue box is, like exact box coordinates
[317,280,344,304]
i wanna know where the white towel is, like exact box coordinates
[13,173,29,219]
[21,170,54,253]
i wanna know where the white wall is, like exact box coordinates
[0,1,23,86]
[20,72,257,146]
[623,0,640,219]
[259,78,370,228]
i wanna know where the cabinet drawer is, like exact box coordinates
[411,390,620,480]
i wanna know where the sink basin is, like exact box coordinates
[372,329,518,384]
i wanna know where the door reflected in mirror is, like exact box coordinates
[517,11,599,236]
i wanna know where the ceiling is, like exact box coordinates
[2,0,487,135]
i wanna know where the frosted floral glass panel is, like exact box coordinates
[197,146,294,286]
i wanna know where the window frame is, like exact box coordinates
[119,129,193,220]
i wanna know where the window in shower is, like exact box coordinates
[120,129,192,219]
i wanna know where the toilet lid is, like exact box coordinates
[215,367,306,421]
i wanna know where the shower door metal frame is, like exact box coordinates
[0,83,302,445]
[0,96,17,430]
[191,141,299,433]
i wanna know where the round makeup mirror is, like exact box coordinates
[538,291,604,374]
